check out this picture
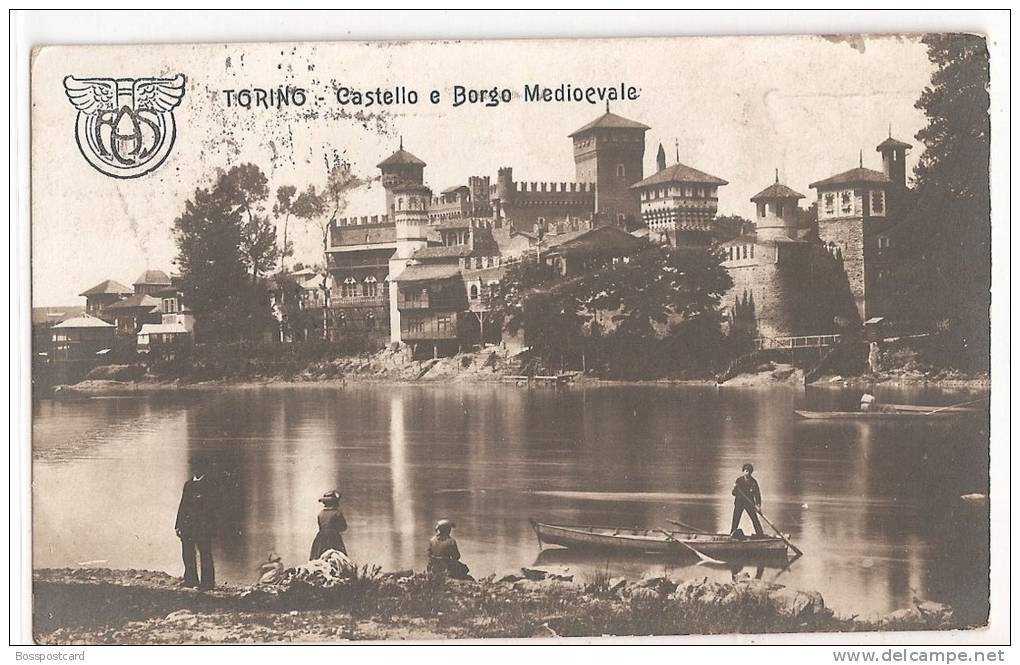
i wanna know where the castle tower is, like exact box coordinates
[876,134,911,190]
[377,138,426,215]
[388,182,432,343]
[750,172,805,242]
[569,104,649,226]
[493,167,515,220]
[810,154,893,322]
[876,134,911,219]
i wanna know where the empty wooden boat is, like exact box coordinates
[529,520,788,557]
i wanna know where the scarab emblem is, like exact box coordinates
[63,74,186,179]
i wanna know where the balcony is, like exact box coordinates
[330,292,387,308]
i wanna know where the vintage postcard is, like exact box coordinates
[26,29,995,646]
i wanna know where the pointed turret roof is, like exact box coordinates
[377,139,426,168]
[630,163,728,188]
[810,167,890,189]
[751,182,805,202]
[133,269,171,286]
[568,109,650,137]
[876,136,912,151]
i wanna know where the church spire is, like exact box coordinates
[605,100,610,114]
[656,143,667,172]
[399,135,403,151]
[775,168,779,184]
[675,139,680,164]
[859,149,863,168]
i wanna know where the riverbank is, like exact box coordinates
[33,566,968,644]
[61,352,989,396]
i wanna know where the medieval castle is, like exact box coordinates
[323,105,911,354]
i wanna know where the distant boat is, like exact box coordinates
[794,403,980,420]
[529,520,789,558]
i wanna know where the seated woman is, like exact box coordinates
[427,519,471,580]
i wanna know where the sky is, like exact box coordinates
[31,34,934,306]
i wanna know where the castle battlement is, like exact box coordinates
[513,181,596,194]
[333,214,393,227]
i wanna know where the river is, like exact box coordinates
[31,383,990,621]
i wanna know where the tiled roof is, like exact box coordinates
[412,245,474,259]
[631,163,728,188]
[876,137,912,151]
[544,225,647,256]
[134,269,172,286]
[52,314,115,329]
[440,185,469,195]
[105,293,161,311]
[569,111,650,137]
[79,279,132,296]
[392,264,462,282]
[377,148,426,168]
[750,182,805,202]
[809,167,891,189]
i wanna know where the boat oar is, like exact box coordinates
[655,529,724,565]
[926,396,988,416]
[667,518,711,535]
[736,488,803,557]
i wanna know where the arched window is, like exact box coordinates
[363,276,378,297]
[470,284,479,300]
[342,277,357,298]
[616,164,625,177]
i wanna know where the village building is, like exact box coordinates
[79,279,132,321]
[50,314,116,361]
[138,282,195,354]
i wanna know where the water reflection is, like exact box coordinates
[32,384,989,620]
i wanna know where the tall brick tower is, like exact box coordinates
[809,151,893,322]
[377,138,426,216]
[570,104,649,226]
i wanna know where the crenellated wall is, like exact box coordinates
[722,241,857,340]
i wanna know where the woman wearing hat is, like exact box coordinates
[310,490,348,559]
[427,519,471,579]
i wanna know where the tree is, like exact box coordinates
[273,185,297,269]
[172,164,278,342]
[290,159,365,340]
[217,164,279,283]
[897,34,990,369]
[172,186,251,342]
[489,243,733,376]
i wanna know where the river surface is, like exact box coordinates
[32,383,990,620]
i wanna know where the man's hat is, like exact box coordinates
[319,489,341,503]
[435,519,455,532]
[742,463,754,473]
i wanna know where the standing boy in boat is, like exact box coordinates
[731,463,764,537]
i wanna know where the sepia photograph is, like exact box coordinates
[13,10,1006,652]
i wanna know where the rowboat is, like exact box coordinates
[529,520,789,558]
[794,404,980,420]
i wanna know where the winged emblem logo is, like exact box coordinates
[63,74,186,179]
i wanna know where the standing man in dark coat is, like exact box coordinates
[730,463,764,536]
[175,470,217,590]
